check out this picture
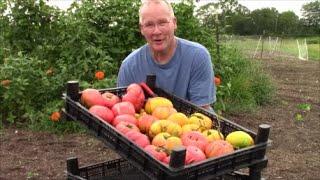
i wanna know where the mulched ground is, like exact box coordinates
[1,57,319,180]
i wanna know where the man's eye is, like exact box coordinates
[159,22,167,26]
[145,23,154,28]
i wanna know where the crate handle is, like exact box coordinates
[140,82,157,97]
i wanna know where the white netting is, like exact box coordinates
[297,38,309,61]
[252,36,262,59]
[268,36,279,55]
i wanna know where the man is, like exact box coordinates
[117,0,216,110]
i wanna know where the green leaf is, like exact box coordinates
[297,103,311,111]
[295,113,304,122]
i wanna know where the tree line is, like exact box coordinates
[197,0,319,36]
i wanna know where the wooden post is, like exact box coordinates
[216,14,220,65]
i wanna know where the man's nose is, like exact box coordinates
[152,24,162,33]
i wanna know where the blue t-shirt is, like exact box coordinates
[117,37,216,106]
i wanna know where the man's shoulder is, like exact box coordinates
[177,38,210,59]
[177,37,207,51]
[122,45,148,65]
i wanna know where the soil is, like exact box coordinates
[1,57,319,180]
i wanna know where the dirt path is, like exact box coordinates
[1,58,319,180]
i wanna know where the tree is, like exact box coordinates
[301,0,320,27]
[277,11,299,35]
[4,0,62,54]
[0,1,9,62]
[234,4,250,15]
[196,2,220,29]
[196,0,250,33]
[301,0,320,34]
[250,8,279,35]
[230,14,255,35]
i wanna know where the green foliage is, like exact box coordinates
[0,0,139,132]
[199,0,317,36]
[297,103,311,111]
[277,11,299,35]
[23,99,85,134]
[0,2,9,64]
[250,8,279,35]
[295,113,304,122]
[0,0,274,133]
[214,47,274,113]
[80,76,117,90]
[0,55,62,126]
[57,0,144,74]
[229,14,255,35]
[301,0,320,28]
[306,36,320,44]
[249,67,275,106]
[173,1,216,51]
[3,0,62,55]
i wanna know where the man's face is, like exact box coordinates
[139,2,177,54]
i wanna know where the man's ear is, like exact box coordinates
[139,24,145,36]
[172,17,177,30]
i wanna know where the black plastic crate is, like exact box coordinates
[66,157,149,180]
[66,157,256,180]
[63,78,271,180]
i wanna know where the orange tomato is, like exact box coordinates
[95,71,105,80]
[50,111,61,122]
[214,76,221,86]
[1,80,11,87]
[46,67,54,75]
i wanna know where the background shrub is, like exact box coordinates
[214,47,274,113]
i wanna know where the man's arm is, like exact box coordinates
[201,104,214,112]
[201,104,211,109]
[117,60,133,87]
[188,48,216,107]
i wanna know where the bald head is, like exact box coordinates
[139,0,175,24]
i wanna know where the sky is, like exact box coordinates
[47,0,313,17]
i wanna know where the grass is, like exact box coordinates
[224,36,319,61]
[308,43,320,60]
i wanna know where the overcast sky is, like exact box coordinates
[47,0,313,17]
